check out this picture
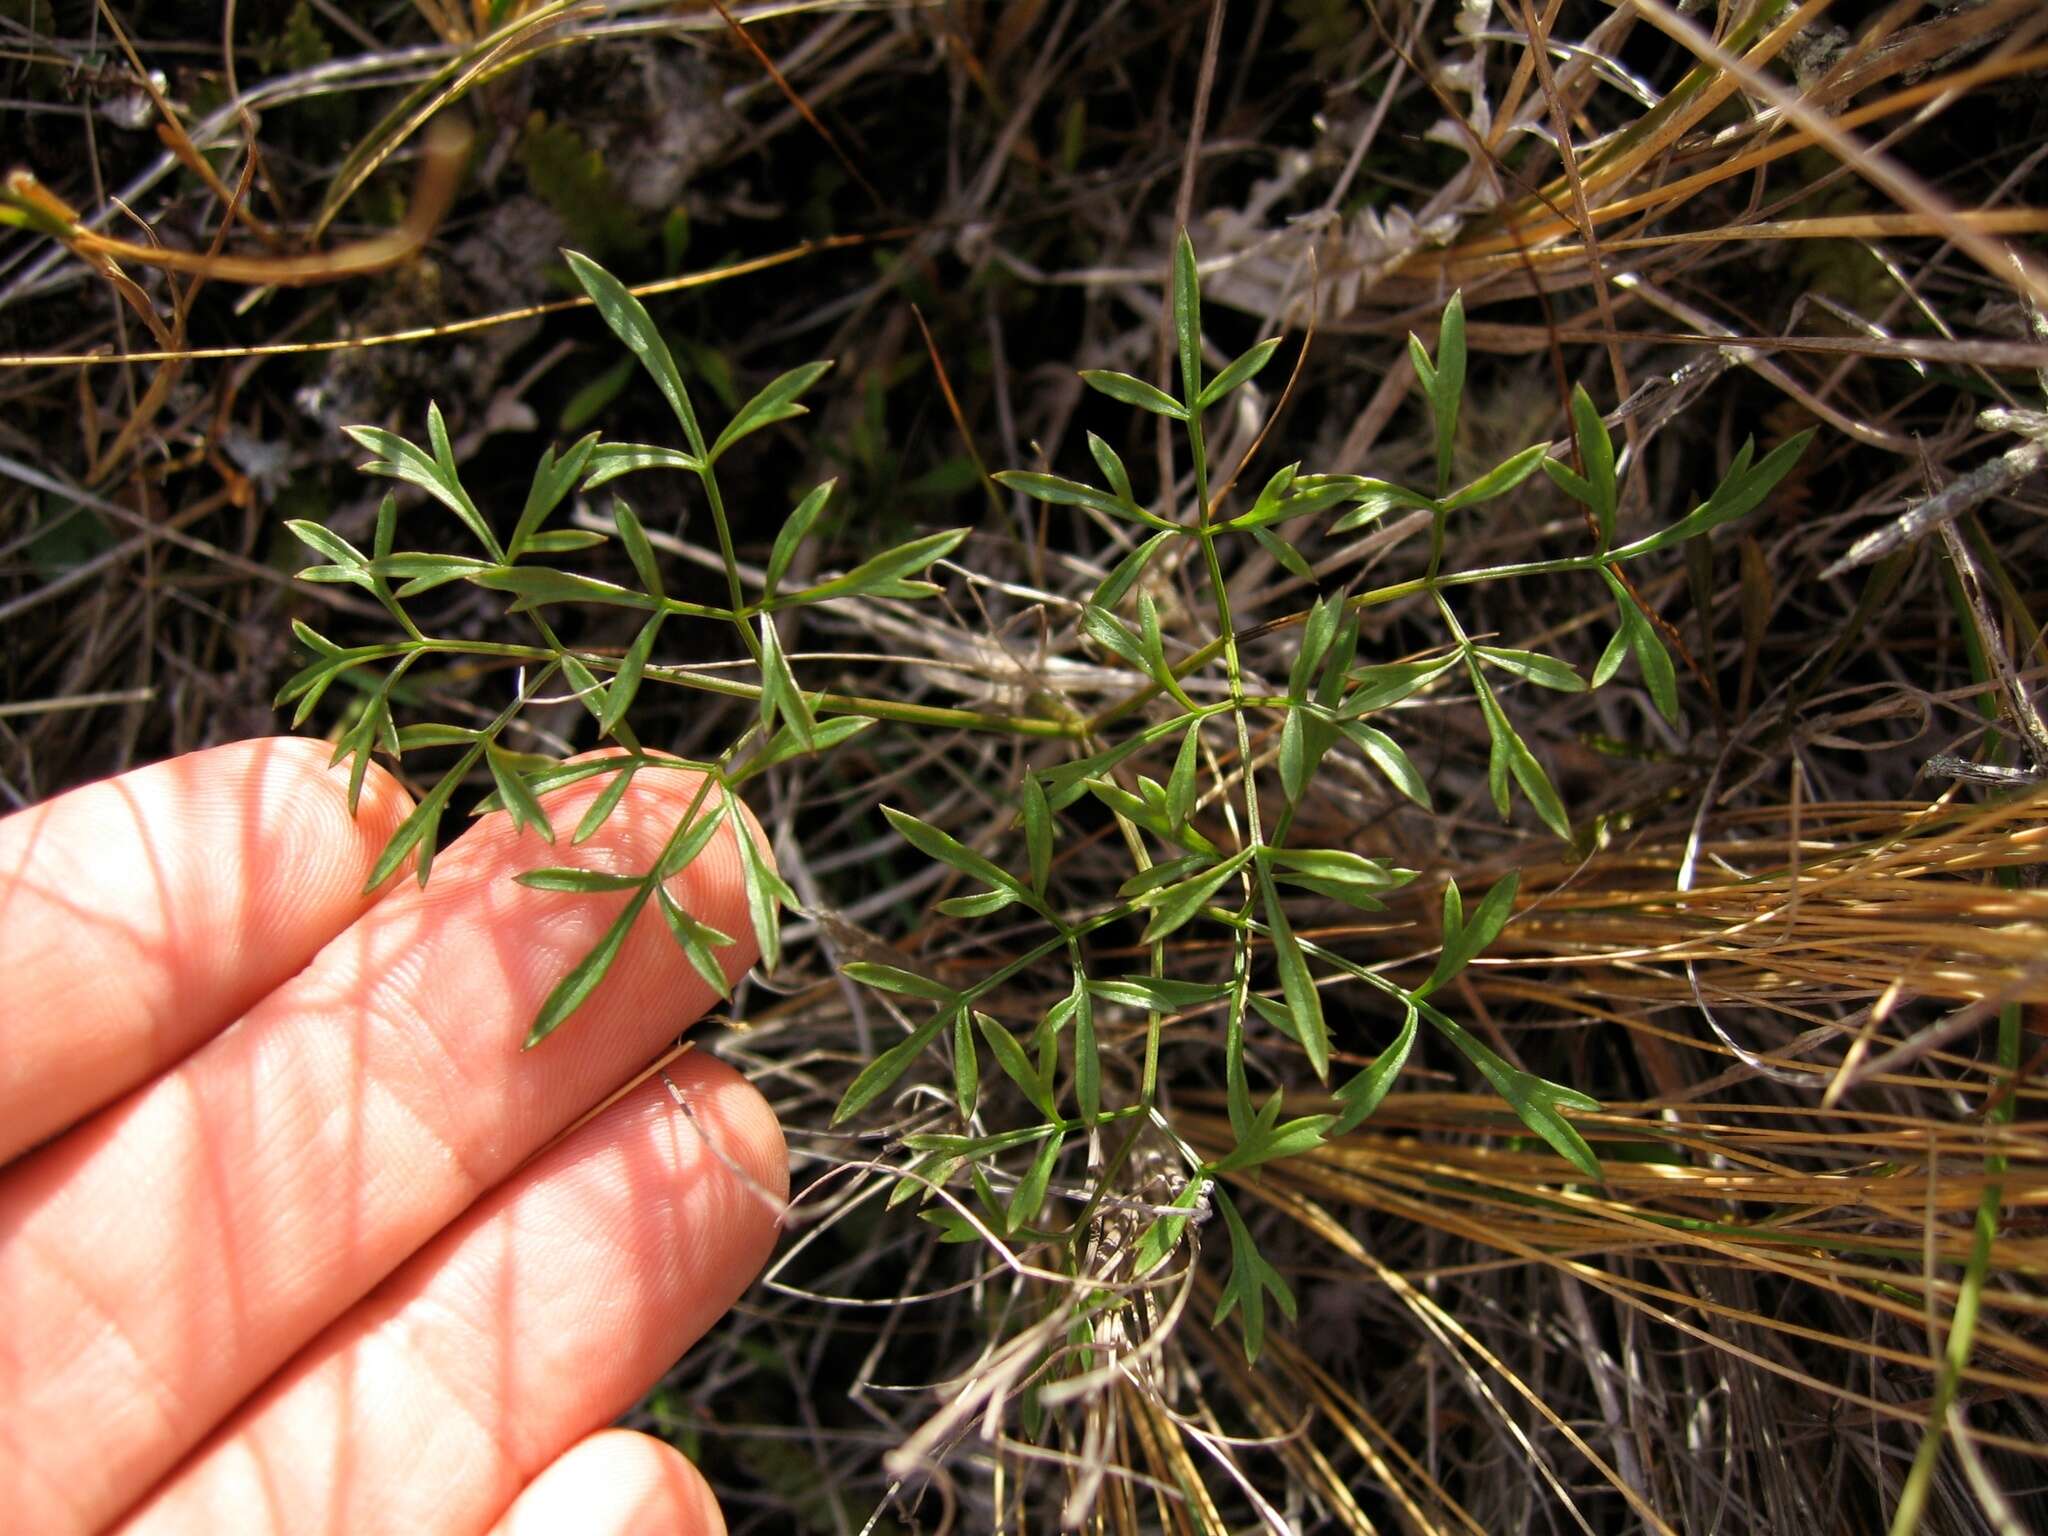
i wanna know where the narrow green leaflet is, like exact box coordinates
[365,745,482,890]
[1609,431,1815,562]
[935,887,1019,918]
[657,885,736,1000]
[733,797,794,970]
[1230,466,1361,530]
[1089,974,1230,1011]
[1427,1009,1602,1180]
[1007,1128,1065,1233]
[512,867,643,893]
[657,801,728,881]
[1562,383,1617,547]
[994,470,1175,529]
[1087,431,1136,505]
[581,443,701,490]
[1330,1003,1418,1135]
[508,435,600,557]
[602,613,664,737]
[1288,596,1339,703]
[1595,568,1681,722]
[1423,871,1518,998]
[1410,290,1465,495]
[1440,441,1548,512]
[833,1009,954,1124]
[1251,524,1315,580]
[1138,846,1253,944]
[569,765,638,847]
[396,723,479,751]
[1173,229,1203,407]
[346,418,503,562]
[786,527,967,604]
[285,518,367,576]
[758,615,815,751]
[1339,657,1459,718]
[564,249,707,458]
[485,741,554,842]
[883,805,1027,901]
[843,961,958,1002]
[1083,775,1219,856]
[1329,478,1436,533]
[1080,603,1148,670]
[1196,336,1282,412]
[1258,861,1329,1079]
[473,566,660,613]
[749,711,872,774]
[1073,979,1100,1123]
[1211,1094,1333,1173]
[377,551,493,600]
[1079,369,1187,420]
[953,1009,978,1115]
[1338,721,1430,808]
[1165,719,1201,831]
[1212,1187,1296,1364]
[1130,1176,1208,1277]
[1020,776,1053,895]
[1091,529,1174,610]
[553,654,607,733]
[610,497,664,600]
[1470,666,1571,838]
[1136,591,1195,706]
[978,1011,1058,1120]
[525,884,653,1048]
[765,480,835,599]
[710,360,833,461]
[1475,646,1587,693]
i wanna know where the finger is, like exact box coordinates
[490,1432,723,1536]
[0,761,764,1536]
[118,1054,782,1536]
[0,737,412,1162]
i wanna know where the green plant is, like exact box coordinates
[278,248,974,1043]
[282,236,1809,1399]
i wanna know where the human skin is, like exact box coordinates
[0,736,785,1535]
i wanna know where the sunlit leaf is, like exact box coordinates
[524,885,652,1047]
[1212,1188,1296,1364]
[563,250,708,458]
[1259,861,1328,1079]
[711,359,833,461]
[833,1010,952,1123]
[1475,646,1586,693]
[765,480,835,599]
[1079,369,1187,420]
[1330,1003,1417,1135]
[786,528,967,604]
[978,1010,1057,1120]
[1424,871,1518,997]
[1338,721,1430,807]
[1137,846,1252,944]
[1196,335,1282,411]
[1020,776,1052,895]
[486,741,554,843]
[844,961,957,1002]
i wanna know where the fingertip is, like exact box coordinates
[491,1430,723,1536]
[668,1048,791,1213]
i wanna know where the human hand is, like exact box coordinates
[0,737,785,1534]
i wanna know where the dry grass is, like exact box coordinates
[5,1,2048,1531]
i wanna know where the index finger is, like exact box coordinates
[0,737,412,1163]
